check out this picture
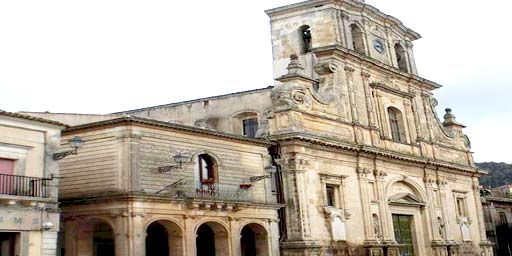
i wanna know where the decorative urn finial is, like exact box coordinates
[443,108,465,128]
[286,54,304,75]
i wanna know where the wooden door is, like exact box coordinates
[393,214,415,256]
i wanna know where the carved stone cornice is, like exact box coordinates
[269,132,480,175]
[369,82,415,99]
[311,45,440,91]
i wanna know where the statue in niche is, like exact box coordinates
[437,217,445,238]
[372,214,381,239]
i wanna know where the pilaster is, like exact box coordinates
[374,169,392,242]
[279,154,312,241]
[438,179,454,241]
[357,167,375,241]
[344,66,359,124]
[471,178,489,242]
[424,174,443,242]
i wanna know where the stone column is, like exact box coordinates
[357,167,375,241]
[229,217,241,256]
[129,212,146,256]
[184,216,196,256]
[269,219,280,256]
[112,213,129,256]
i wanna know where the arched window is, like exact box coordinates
[394,43,408,72]
[387,107,406,142]
[197,154,216,184]
[350,24,365,55]
[299,25,312,53]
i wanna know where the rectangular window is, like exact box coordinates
[0,158,14,175]
[456,198,466,217]
[326,185,336,207]
[389,111,402,142]
[499,213,507,226]
[270,171,277,194]
[243,118,258,138]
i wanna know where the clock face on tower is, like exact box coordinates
[373,39,385,54]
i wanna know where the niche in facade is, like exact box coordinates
[394,43,408,72]
[299,25,312,53]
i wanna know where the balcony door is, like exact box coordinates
[0,158,14,175]
[392,214,415,256]
[0,158,14,195]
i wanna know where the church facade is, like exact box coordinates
[25,0,494,255]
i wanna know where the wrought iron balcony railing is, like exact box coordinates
[168,182,253,202]
[0,173,51,198]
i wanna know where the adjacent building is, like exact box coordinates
[56,117,281,256]
[481,186,512,255]
[24,0,495,255]
[0,111,65,256]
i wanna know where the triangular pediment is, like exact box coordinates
[388,193,425,206]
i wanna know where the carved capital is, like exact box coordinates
[361,71,371,80]
[437,179,448,188]
[314,62,338,75]
[344,66,355,73]
[373,169,387,180]
[424,176,437,186]
[281,156,309,171]
[357,167,372,178]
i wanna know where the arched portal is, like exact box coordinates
[74,218,115,256]
[196,222,229,256]
[387,180,427,256]
[240,223,269,256]
[92,221,115,256]
[145,220,183,256]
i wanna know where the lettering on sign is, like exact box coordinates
[13,217,22,224]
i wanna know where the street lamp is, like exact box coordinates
[250,166,277,183]
[52,136,85,160]
[158,153,189,173]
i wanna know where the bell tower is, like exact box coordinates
[265,0,420,80]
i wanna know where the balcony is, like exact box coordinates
[169,182,252,202]
[0,173,50,198]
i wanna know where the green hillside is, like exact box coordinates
[477,162,512,188]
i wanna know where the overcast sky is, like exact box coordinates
[1,0,510,163]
